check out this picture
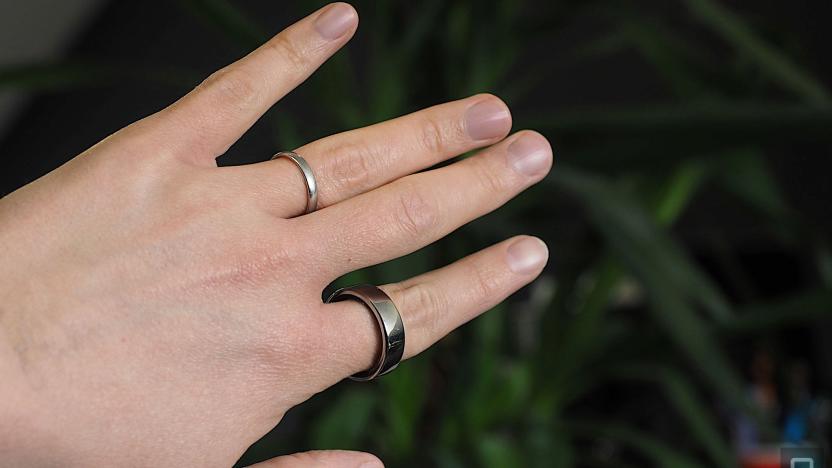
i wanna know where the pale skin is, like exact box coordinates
[0,3,552,467]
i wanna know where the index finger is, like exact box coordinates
[159,3,358,164]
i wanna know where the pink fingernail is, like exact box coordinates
[507,132,552,177]
[464,98,512,140]
[315,3,357,40]
[506,237,548,274]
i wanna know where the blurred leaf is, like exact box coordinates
[713,149,790,217]
[397,0,444,57]
[476,433,524,468]
[551,168,750,408]
[443,2,472,94]
[310,387,376,450]
[545,161,706,408]
[379,357,429,460]
[366,49,405,122]
[528,421,574,468]
[649,161,708,226]
[434,447,466,468]
[721,288,832,333]
[570,421,709,468]
[529,104,832,171]
[552,167,733,323]
[618,16,714,98]
[682,0,829,103]
[272,112,304,150]
[0,62,196,91]
[610,364,737,468]
[461,305,505,434]
[528,103,832,139]
[178,0,267,49]
[309,52,364,129]
[545,259,621,398]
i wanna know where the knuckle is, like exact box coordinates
[207,229,302,290]
[86,133,173,189]
[473,156,510,194]
[252,322,307,371]
[463,259,501,307]
[198,66,261,111]
[393,183,437,237]
[248,309,324,395]
[265,33,309,71]
[416,116,449,155]
[238,236,300,282]
[321,142,375,193]
[398,282,448,335]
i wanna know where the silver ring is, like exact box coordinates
[270,151,318,214]
[326,284,405,381]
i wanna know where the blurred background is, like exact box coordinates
[1,1,830,466]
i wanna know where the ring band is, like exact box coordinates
[270,151,318,214]
[326,284,405,381]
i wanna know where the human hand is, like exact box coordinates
[0,3,552,466]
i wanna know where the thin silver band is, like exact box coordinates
[326,284,405,381]
[270,151,318,214]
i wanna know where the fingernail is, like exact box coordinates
[506,237,548,274]
[315,3,357,40]
[464,98,511,140]
[507,133,552,177]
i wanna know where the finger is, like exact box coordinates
[300,130,553,279]
[225,94,511,216]
[159,3,358,164]
[321,236,548,377]
[247,450,382,468]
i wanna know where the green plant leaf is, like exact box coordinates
[609,364,737,468]
[272,112,304,151]
[649,161,709,226]
[177,0,267,49]
[569,421,710,468]
[617,16,714,98]
[545,258,621,398]
[713,149,790,217]
[681,0,829,103]
[550,167,749,406]
[552,167,733,323]
[379,357,429,460]
[0,62,196,91]
[528,103,832,139]
[476,433,524,468]
[527,104,832,171]
[721,288,832,334]
[396,0,444,57]
[310,387,376,450]
[460,305,504,434]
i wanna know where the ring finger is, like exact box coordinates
[224,94,511,217]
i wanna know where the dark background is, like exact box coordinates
[1,1,830,467]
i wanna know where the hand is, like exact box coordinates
[0,3,552,466]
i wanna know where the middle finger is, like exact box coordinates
[298,130,553,281]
